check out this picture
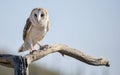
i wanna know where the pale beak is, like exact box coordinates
[37,11,41,22]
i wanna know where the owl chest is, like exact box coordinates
[29,27,46,41]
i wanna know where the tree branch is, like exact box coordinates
[25,44,110,67]
[0,44,110,75]
[0,44,110,68]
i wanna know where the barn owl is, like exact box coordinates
[19,8,49,52]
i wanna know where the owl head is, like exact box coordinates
[29,8,49,26]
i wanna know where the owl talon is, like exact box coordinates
[39,45,48,50]
[29,50,37,54]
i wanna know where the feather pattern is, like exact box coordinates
[19,8,50,52]
[23,18,32,41]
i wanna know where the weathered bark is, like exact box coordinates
[25,44,109,66]
[0,54,28,75]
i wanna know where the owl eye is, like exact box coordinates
[34,14,37,17]
[41,13,44,17]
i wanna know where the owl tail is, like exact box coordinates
[18,43,24,52]
[19,43,26,52]
[18,42,30,52]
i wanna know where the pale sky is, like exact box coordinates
[0,0,120,75]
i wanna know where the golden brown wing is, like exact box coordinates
[46,20,50,32]
[23,18,32,41]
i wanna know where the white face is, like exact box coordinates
[30,8,48,26]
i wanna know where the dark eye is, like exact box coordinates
[41,14,44,17]
[34,14,37,17]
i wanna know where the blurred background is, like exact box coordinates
[0,0,119,75]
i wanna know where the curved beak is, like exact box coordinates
[37,11,41,22]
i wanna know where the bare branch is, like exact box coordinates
[0,44,110,75]
[25,44,110,67]
[0,44,110,68]
[0,54,14,68]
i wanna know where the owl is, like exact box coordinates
[19,8,50,52]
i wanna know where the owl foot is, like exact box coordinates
[29,50,37,54]
[39,44,49,50]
